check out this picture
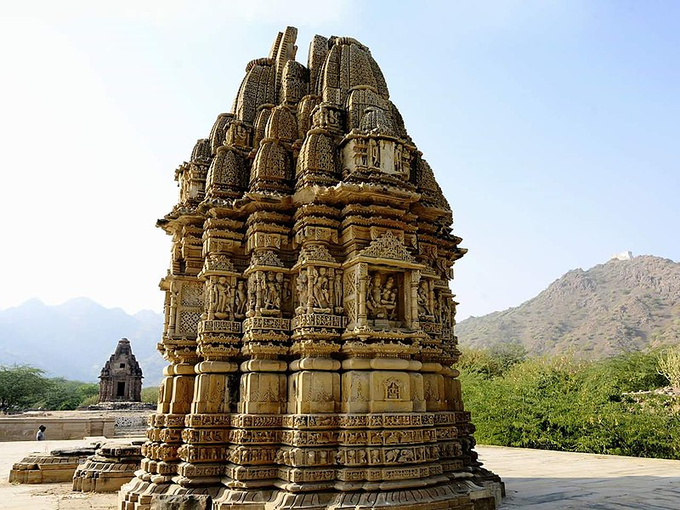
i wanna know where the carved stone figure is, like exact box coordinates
[262,271,281,311]
[234,280,247,318]
[296,270,309,310]
[311,266,330,309]
[440,296,451,327]
[211,276,232,319]
[247,273,258,315]
[334,272,343,308]
[368,138,380,168]
[382,275,398,320]
[394,143,403,174]
[366,272,398,321]
[366,273,384,319]
[418,280,432,317]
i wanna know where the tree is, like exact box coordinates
[34,378,99,410]
[657,346,680,390]
[141,386,159,404]
[0,365,50,411]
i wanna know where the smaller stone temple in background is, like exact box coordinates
[98,339,143,403]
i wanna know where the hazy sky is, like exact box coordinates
[0,1,678,320]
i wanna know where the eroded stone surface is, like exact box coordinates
[73,442,143,493]
[119,26,501,510]
[9,446,96,484]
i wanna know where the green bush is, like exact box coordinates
[141,386,159,404]
[459,348,680,459]
[33,378,99,410]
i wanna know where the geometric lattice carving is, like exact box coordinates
[179,311,201,335]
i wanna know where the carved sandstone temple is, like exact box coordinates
[120,27,502,510]
[99,338,143,403]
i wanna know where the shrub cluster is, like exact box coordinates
[459,347,680,459]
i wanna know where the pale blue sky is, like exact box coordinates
[0,1,677,320]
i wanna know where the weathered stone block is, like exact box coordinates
[150,494,212,510]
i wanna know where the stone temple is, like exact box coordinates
[99,338,143,403]
[120,27,502,510]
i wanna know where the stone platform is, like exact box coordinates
[3,441,680,509]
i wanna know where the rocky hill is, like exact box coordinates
[457,255,680,358]
[0,298,164,385]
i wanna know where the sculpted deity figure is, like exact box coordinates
[366,273,398,320]
[368,139,380,168]
[366,273,384,319]
[417,280,432,317]
[296,270,309,310]
[394,144,403,174]
[235,123,248,146]
[212,276,232,318]
[354,144,366,167]
[440,297,451,327]
[234,280,247,318]
[381,276,397,320]
[334,272,343,308]
[168,278,179,331]
[247,273,259,315]
[386,380,400,399]
[320,107,330,128]
[311,266,330,309]
[275,273,284,309]
[262,272,281,311]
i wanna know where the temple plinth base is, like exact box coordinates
[119,479,502,510]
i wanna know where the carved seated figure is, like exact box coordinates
[367,273,398,323]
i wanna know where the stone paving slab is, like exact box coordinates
[477,445,680,509]
[3,441,680,509]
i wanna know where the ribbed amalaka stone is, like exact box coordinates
[119,26,503,510]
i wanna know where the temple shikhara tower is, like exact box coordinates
[99,338,143,403]
[120,27,502,510]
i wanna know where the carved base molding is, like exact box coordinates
[119,477,502,509]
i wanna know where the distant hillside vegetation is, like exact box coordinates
[0,298,164,385]
[457,255,680,358]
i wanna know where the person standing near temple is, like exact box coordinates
[36,425,46,441]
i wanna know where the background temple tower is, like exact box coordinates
[99,338,143,403]
[120,27,502,510]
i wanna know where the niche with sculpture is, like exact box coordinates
[366,270,402,327]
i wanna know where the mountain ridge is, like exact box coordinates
[457,255,680,357]
[0,297,164,385]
